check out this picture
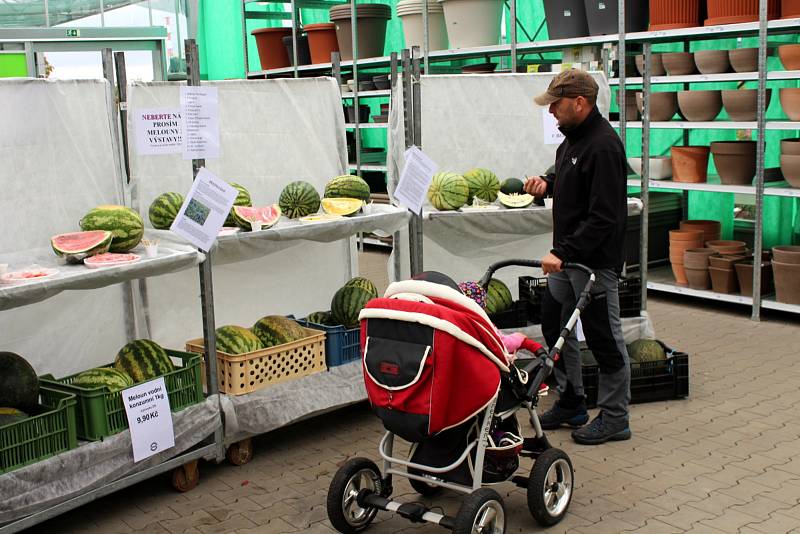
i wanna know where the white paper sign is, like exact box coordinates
[171,167,238,252]
[181,86,220,160]
[395,146,438,214]
[122,377,175,463]
[135,108,182,155]
[542,108,565,145]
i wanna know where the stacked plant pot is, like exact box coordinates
[772,245,800,304]
[678,89,722,121]
[329,3,392,61]
[397,0,448,50]
[648,0,701,30]
[669,229,704,286]
[722,88,771,121]
[780,87,800,121]
[778,44,800,70]
[707,240,748,293]
[780,138,800,188]
[636,91,677,121]
[735,258,774,297]
[678,221,721,290]
[729,48,758,73]
[705,0,780,26]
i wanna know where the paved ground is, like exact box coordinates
[33,251,800,534]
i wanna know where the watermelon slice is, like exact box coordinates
[84,252,140,269]
[231,204,282,231]
[51,230,113,264]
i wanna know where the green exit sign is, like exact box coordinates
[65,29,80,37]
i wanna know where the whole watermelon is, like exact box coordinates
[72,367,134,391]
[324,175,371,201]
[114,340,175,383]
[500,177,525,195]
[252,316,307,348]
[627,339,667,363]
[344,276,378,296]
[331,285,376,327]
[305,311,333,326]
[428,172,469,211]
[0,408,29,428]
[0,352,39,413]
[485,278,513,314]
[215,325,263,355]
[463,168,500,203]
[279,181,321,219]
[80,205,145,253]
[225,183,253,226]
[148,192,184,230]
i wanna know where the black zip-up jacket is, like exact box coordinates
[543,106,627,270]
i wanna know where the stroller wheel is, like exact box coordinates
[327,457,382,533]
[408,468,443,497]
[452,488,505,534]
[527,448,573,526]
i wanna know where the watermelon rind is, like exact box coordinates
[231,204,282,230]
[51,230,113,264]
[225,183,253,226]
[324,175,371,201]
[331,285,375,328]
[485,278,513,314]
[72,367,134,391]
[279,181,321,219]
[79,205,145,253]
[463,168,501,203]
[251,316,307,348]
[500,177,525,195]
[215,325,263,355]
[321,197,363,217]
[0,407,29,428]
[113,340,175,383]
[0,352,40,413]
[497,192,535,209]
[428,172,469,211]
[149,192,184,230]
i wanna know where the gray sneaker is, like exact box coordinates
[571,413,631,445]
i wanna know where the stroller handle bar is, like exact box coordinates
[478,259,594,289]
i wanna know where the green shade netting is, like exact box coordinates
[196,2,798,245]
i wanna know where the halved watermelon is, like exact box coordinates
[321,197,363,217]
[231,204,282,231]
[51,230,113,264]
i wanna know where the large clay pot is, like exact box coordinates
[680,220,722,243]
[671,146,710,183]
[780,88,800,120]
[711,141,757,185]
[781,138,800,155]
[649,0,701,30]
[778,44,800,70]
[685,267,711,289]
[637,91,678,122]
[709,266,740,293]
[439,0,504,49]
[619,90,640,121]
[705,0,780,26]
[735,260,773,297]
[722,89,772,121]
[678,90,722,121]
[251,27,293,71]
[773,260,800,304]
[662,52,696,75]
[707,240,748,254]
[397,0,448,51]
[773,245,800,263]
[330,3,391,61]
[779,154,800,188]
[729,48,759,73]
[636,54,666,76]
[670,229,704,242]
[684,248,718,269]
[709,254,746,269]
[694,49,731,74]
[782,0,800,18]
[304,23,339,64]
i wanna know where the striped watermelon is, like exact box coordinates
[113,340,175,383]
[51,230,113,263]
[305,311,334,326]
[324,175,371,201]
[331,285,375,327]
[344,276,378,296]
[485,278,513,314]
[72,367,134,391]
[279,181,321,219]
[251,316,307,348]
[225,183,253,226]
[463,168,500,203]
[149,192,184,230]
[428,172,469,211]
[500,178,525,195]
[215,325,263,355]
[80,205,145,253]
[0,352,39,413]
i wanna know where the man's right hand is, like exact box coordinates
[524,176,548,197]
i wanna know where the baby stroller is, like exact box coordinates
[327,259,595,534]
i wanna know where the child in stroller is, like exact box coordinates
[327,260,595,534]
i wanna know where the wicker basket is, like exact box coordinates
[186,327,326,395]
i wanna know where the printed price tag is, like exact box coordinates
[122,376,175,462]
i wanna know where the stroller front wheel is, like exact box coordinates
[327,457,382,533]
[527,448,574,526]
[452,488,506,534]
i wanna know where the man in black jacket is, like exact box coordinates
[525,69,631,445]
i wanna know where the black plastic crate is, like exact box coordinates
[582,341,689,408]
[519,276,547,324]
[618,276,642,318]
[488,300,528,329]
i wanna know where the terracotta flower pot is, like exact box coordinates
[684,248,718,269]
[670,229,704,242]
[637,91,678,122]
[685,267,711,289]
[680,220,722,243]
[705,0,780,25]
[773,245,800,263]
[649,0,701,30]
[722,89,771,121]
[618,90,640,120]
[694,49,731,74]
[670,243,704,264]
[709,266,740,293]
[782,0,800,18]
[707,240,748,254]
[671,262,689,286]
[251,27,293,70]
[711,141,757,185]
[678,90,722,121]
[635,54,666,76]
[778,44,800,70]
[662,52,697,75]
[671,146,710,183]
[735,260,773,297]
[773,260,800,304]
[709,255,746,269]
[780,88,800,120]
[729,48,759,73]
[781,138,800,155]
[779,154,800,188]
[305,23,339,64]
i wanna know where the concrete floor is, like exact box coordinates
[31,250,800,534]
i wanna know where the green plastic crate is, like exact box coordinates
[0,386,78,475]
[39,350,203,441]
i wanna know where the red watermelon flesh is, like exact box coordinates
[51,230,113,263]
[232,204,282,230]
